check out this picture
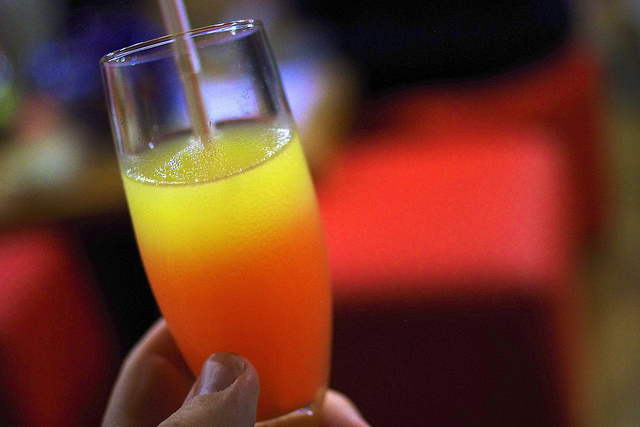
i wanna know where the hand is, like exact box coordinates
[102,318,369,427]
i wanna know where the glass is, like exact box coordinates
[101,20,332,425]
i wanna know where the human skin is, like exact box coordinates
[101,319,370,427]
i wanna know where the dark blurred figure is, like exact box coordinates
[295,0,572,95]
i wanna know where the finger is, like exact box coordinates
[321,390,370,427]
[159,353,260,427]
[102,318,195,427]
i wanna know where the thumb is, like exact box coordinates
[160,353,259,427]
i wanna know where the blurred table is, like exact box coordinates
[0,147,126,228]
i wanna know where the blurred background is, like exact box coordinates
[1,0,640,425]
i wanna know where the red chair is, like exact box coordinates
[0,226,118,426]
[360,40,608,242]
[318,126,588,426]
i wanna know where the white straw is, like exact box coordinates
[158,0,211,142]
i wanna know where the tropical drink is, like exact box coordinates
[121,122,331,420]
[101,21,332,423]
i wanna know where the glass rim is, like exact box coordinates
[100,19,261,66]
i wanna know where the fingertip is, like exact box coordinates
[193,353,247,397]
[321,390,370,427]
[165,353,259,427]
[184,353,260,399]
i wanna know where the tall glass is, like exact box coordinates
[101,21,331,425]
